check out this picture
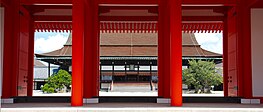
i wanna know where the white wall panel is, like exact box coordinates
[251,9,263,97]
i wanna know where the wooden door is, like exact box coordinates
[227,7,238,97]
[17,8,30,96]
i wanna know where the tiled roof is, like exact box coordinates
[34,60,46,66]
[35,33,221,57]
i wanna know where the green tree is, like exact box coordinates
[41,69,72,93]
[183,60,222,93]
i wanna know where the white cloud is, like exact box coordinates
[194,33,223,54]
[34,33,68,54]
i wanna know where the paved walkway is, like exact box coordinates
[33,82,223,97]
[1,103,263,112]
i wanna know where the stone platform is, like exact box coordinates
[1,103,263,112]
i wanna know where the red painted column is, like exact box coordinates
[158,0,171,98]
[83,0,93,98]
[12,0,20,97]
[2,1,14,98]
[170,0,182,106]
[2,0,19,98]
[157,0,164,97]
[91,0,99,97]
[71,0,84,106]
[236,1,252,98]
[223,15,228,97]
[83,0,99,98]
[242,7,252,99]
[27,11,34,97]
[163,0,171,98]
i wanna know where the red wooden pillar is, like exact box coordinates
[158,0,171,98]
[84,0,99,98]
[83,0,93,99]
[2,1,13,98]
[91,0,99,97]
[71,0,84,106]
[157,0,164,97]
[223,15,228,97]
[2,0,20,98]
[170,0,182,106]
[27,11,34,97]
[12,0,20,97]
[236,1,252,99]
[163,0,171,98]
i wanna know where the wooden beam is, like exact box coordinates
[100,16,224,21]
[20,0,72,5]
[34,15,224,22]
[182,0,236,5]
[20,0,237,5]
[249,0,263,8]
[34,15,72,21]
[99,0,157,5]
[0,0,9,7]
[183,16,224,21]
[99,16,158,21]
[100,6,158,10]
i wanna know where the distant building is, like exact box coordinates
[33,60,59,90]
[36,33,222,82]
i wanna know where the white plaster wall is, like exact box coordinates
[251,9,263,97]
[0,7,4,97]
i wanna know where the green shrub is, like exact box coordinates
[41,69,71,93]
[183,60,223,93]
[47,87,55,93]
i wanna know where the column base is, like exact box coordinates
[83,98,99,104]
[157,98,170,103]
[241,99,260,104]
[1,98,14,104]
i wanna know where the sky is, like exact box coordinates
[195,33,223,54]
[34,32,223,54]
[34,32,69,54]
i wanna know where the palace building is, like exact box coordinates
[35,33,222,83]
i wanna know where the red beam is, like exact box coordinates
[250,0,263,8]
[20,0,237,5]
[26,5,72,9]
[99,0,157,5]
[100,6,158,10]
[34,15,72,21]
[100,0,236,5]
[20,0,72,5]
[34,15,223,21]
[99,16,158,21]
[0,0,9,7]
[183,6,227,10]
[182,0,236,5]
[34,22,223,33]
[183,16,224,21]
